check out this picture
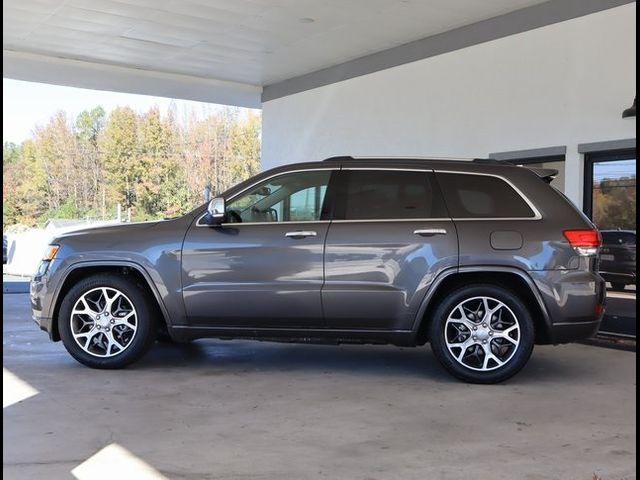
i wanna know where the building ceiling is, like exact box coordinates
[4,0,550,86]
[2,0,630,106]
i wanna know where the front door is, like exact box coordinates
[323,169,458,331]
[182,169,335,328]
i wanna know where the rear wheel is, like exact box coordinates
[429,285,535,383]
[58,274,157,369]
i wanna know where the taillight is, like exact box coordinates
[563,229,601,256]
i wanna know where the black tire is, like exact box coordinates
[58,274,158,369]
[611,282,626,291]
[429,284,535,384]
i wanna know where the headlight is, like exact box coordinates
[43,245,60,261]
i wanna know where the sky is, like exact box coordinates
[2,79,258,144]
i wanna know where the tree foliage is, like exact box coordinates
[3,106,261,227]
[592,176,636,230]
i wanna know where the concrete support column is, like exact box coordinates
[563,147,584,210]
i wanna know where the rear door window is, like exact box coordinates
[337,170,448,220]
[436,173,536,219]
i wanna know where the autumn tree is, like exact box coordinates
[76,106,106,214]
[226,110,261,187]
[99,106,139,210]
[3,104,262,228]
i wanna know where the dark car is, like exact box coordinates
[599,230,636,290]
[30,157,606,383]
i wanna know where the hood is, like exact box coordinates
[53,219,167,242]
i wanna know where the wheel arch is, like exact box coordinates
[414,267,552,345]
[50,262,171,341]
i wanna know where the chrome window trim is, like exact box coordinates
[196,166,542,226]
[196,168,337,227]
[434,169,543,221]
[342,167,432,172]
[206,220,331,227]
[331,218,451,223]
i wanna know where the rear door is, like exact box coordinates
[322,168,458,331]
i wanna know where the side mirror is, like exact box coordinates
[207,197,226,224]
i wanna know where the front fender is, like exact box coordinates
[48,258,185,330]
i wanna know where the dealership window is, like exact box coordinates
[584,150,636,338]
[506,156,566,193]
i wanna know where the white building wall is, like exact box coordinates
[262,3,636,207]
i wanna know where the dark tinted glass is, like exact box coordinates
[436,173,535,218]
[341,171,446,220]
[601,231,636,246]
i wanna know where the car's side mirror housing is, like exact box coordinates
[206,197,226,225]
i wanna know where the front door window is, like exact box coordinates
[226,170,331,223]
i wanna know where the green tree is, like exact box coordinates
[592,176,636,230]
[135,106,187,218]
[226,111,261,187]
[3,142,21,164]
[31,112,81,213]
[76,106,106,215]
[76,106,106,145]
[99,107,139,209]
[16,139,49,225]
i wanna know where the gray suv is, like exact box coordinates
[31,157,606,383]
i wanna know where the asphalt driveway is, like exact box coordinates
[3,293,636,480]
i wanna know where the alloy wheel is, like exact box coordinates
[444,296,520,371]
[70,287,138,358]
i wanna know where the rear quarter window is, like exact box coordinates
[436,173,536,219]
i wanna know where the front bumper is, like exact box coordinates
[32,313,55,339]
[30,271,57,340]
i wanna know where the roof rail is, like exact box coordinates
[322,156,502,164]
[323,156,355,162]
[471,158,504,164]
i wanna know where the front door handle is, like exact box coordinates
[414,228,448,237]
[285,231,318,239]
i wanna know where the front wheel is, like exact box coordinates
[58,274,157,369]
[429,285,535,383]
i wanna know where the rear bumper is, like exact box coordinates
[548,320,602,344]
[600,270,636,285]
[531,269,606,344]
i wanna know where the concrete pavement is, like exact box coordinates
[3,293,636,480]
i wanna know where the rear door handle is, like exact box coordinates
[285,231,318,239]
[414,228,448,237]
